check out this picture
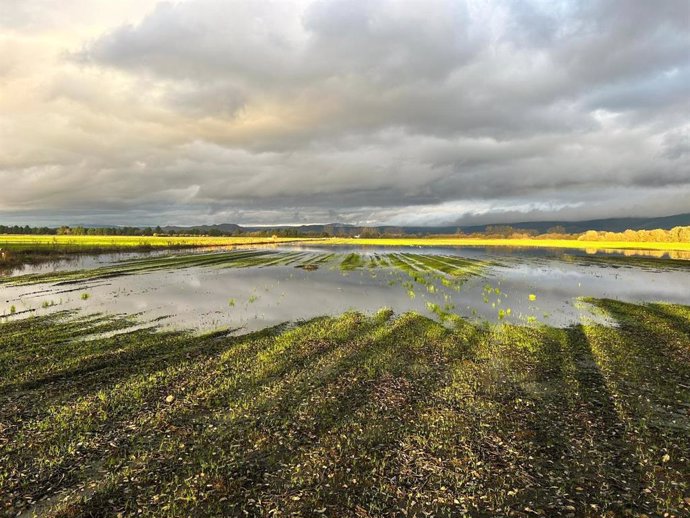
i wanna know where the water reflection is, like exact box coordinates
[2,247,688,332]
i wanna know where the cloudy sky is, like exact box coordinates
[1,0,688,226]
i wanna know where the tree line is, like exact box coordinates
[1,224,688,242]
[0,225,319,238]
[577,227,690,243]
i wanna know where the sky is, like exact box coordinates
[1,0,689,227]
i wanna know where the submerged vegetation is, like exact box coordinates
[338,252,493,280]
[339,252,366,271]
[2,233,688,275]
[1,250,498,289]
[0,250,336,287]
[560,253,690,271]
[0,300,688,517]
[0,235,312,273]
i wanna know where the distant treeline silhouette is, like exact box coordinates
[0,224,688,242]
[0,225,234,237]
[0,225,312,238]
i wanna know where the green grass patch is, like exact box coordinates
[1,301,688,516]
[339,253,366,271]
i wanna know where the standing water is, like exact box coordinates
[1,245,688,332]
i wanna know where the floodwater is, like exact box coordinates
[2,245,689,332]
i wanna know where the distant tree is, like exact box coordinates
[547,225,566,235]
[580,230,598,241]
[649,229,667,242]
[388,227,404,236]
[678,227,690,242]
[485,225,517,238]
[361,227,380,238]
[623,229,638,242]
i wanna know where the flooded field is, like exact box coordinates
[3,244,689,517]
[2,245,688,332]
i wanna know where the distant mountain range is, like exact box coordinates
[160,213,690,236]
[456,213,690,234]
[163,223,242,233]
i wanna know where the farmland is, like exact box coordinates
[2,234,690,273]
[6,0,690,515]
[0,235,312,249]
[323,237,690,253]
[2,234,690,253]
[1,299,689,517]
[0,236,312,273]
[1,242,688,517]
[0,235,310,260]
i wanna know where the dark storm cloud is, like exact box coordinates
[2,0,689,225]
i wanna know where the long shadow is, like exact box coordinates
[4,312,393,514]
[9,304,687,516]
[465,323,647,515]
[1,317,286,424]
[47,314,465,516]
[6,328,232,394]
[596,298,690,337]
[2,322,294,511]
[561,325,646,513]
[640,303,690,342]
[1,327,261,438]
[590,299,690,386]
[0,312,112,353]
[453,327,576,513]
[583,299,690,514]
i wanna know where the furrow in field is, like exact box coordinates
[0,251,276,286]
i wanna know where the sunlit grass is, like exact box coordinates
[323,237,690,253]
[0,234,311,250]
[3,235,689,257]
[1,301,688,516]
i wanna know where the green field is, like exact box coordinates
[324,237,690,253]
[2,234,689,255]
[1,237,689,516]
[1,300,688,516]
[0,235,313,271]
[0,234,309,251]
